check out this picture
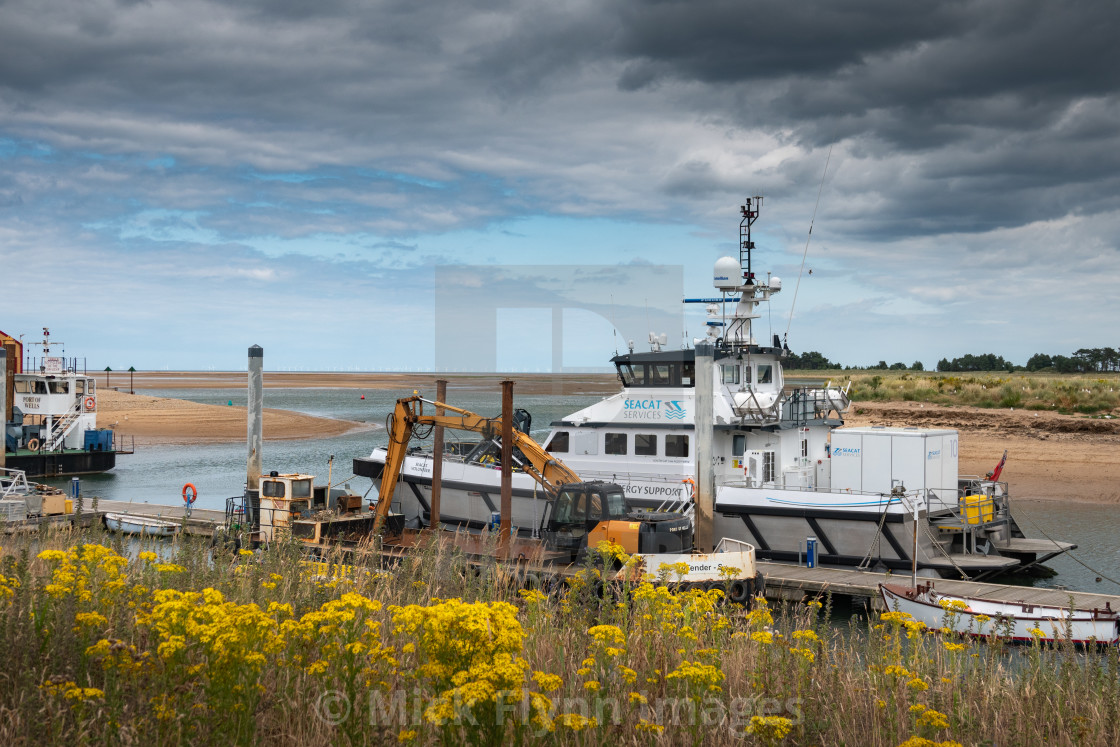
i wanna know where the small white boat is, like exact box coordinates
[103,512,181,537]
[880,582,1120,645]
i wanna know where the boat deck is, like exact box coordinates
[997,537,1076,556]
[759,561,1120,612]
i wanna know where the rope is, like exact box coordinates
[785,145,833,340]
[1015,509,1120,589]
[857,495,893,571]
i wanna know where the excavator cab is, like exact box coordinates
[544,481,692,561]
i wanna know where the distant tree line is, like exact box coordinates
[1023,348,1120,373]
[785,347,1119,373]
[935,353,1015,372]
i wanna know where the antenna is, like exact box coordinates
[786,145,833,339]
[610,294,618,355]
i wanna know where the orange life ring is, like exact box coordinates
[27,437,40,451]
[83,396,96,411]
[182,483,198,504]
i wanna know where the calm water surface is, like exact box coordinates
[41,388,1120,596]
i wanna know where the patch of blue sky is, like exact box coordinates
[238,213,717,277]
[352,167,447,190]
[419,214,710,271]
[146,156,176,169]
[240,233,381,261]
[95,208,223,245]
[0,136,54,160]
[247,170,331,184]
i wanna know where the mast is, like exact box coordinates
[740,196,761,287]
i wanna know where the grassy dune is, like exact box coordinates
[787,371,1120,415]
[3,528,1120,745]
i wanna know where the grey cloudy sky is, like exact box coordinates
[1,0,1117,371]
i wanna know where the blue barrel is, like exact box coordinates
[70,477,81,500]
[806,536,818,568]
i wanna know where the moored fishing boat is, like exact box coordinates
[880,582,1120,645]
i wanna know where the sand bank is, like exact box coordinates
[847,401,1120,504]
[98,389,370,445]
[116,371,619,396]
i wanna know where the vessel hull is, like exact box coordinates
[6,450,118,478]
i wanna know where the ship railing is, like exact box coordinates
[777,384,852,425]
[0,467,32,499]
[115,435,136,455]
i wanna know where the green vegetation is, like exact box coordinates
[788,347,1119,375]
[3,528,1120,745]
[783,371,1120,415]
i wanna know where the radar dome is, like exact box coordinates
[770,276,782,291]
[713,256,740,291]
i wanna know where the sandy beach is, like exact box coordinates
[114,370,619,395]
[98,389,370,445]
[98,372,1120,503]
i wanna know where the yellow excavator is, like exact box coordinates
[373,395,693,561]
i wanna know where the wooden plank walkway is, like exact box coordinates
[758,561,1120,612]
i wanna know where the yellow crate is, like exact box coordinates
[960,494,994,524]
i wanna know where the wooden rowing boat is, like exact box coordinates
[103,512,180,537]
[880,582,1119,645]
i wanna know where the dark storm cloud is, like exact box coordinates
[2,0,1119,256]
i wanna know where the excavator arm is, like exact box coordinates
[372,396,581,534]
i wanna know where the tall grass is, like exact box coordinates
[2,527,1119,745]
[787,372,1120,414]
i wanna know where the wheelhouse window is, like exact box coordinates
[630,365,647,386]
[262,480,286,498]
[665,435,689,458]
[547,431,569,453]
[14,380,30,394]
[757,364,773,384]
[635,434,657,456]
[681,362,695,386]
[732,434,746,457]
[605,433,628,455]
[49,381,69,394]
[291,479,312,498]
[617,364,635,387]
[721,365,740,385]
[651,364,670,385]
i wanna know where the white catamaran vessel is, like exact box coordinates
[356,198,1074,579]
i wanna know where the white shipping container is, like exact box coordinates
[829,427,958,498]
